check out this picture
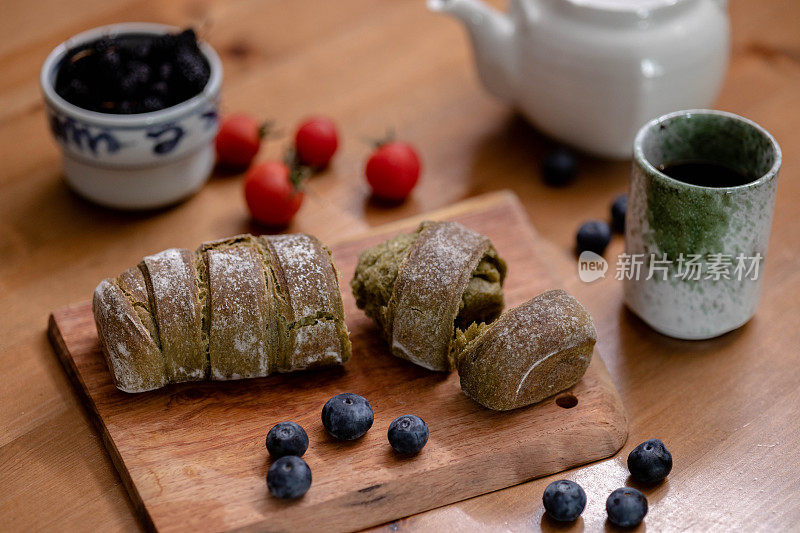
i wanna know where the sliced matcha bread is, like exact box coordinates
[351,221,507,371]
[454,289,596,411]
[93,233,351,393]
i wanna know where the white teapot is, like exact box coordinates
[429,0,729,158]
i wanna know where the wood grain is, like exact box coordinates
[2,0,800,530]
[47,193,627,533]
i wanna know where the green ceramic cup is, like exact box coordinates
[625,109,781,340]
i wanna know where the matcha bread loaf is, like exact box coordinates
[454,289,596,411]
[351,221,507,371]
[93,233,351,393]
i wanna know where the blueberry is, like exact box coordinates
[627,438,672,484]
[606,487,647,528]
[543,148,577,186]
[267,456,312,499]
[388,415,429,455]
[576,220,612,255]
[611,194,628,233]
[321,393,374,441]
[266,421,309,458]
[542,479,586,522]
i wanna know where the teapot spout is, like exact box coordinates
[428,0,517,104]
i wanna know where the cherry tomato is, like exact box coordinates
[244,161,304,227]
[216,113,264,168]
[365,141,421,201]
[294,116,339,168]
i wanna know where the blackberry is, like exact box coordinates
[151,81,169,97]
[158,62,173,81]
[54,27,208,114]
[142,96,164,113]
[176,52,209,92]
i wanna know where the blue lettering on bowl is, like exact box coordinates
[49,114,121,155]
[147,124,184,155]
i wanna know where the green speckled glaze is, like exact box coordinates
[646,177,732,262]
[625,110,781,340]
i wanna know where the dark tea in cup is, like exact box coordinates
[657,160,752,188]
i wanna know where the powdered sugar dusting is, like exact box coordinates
[207,246,269,378]
[390,221,490,370]
[268,234,336,318]
[144,248,205,381]
[146,249,194,316]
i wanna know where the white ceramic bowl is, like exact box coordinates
[40,23,222,210]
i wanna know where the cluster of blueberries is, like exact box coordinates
[542,438,673,528]
[265,392,428,499]
[55,28,210,114]
[540,147,628,257]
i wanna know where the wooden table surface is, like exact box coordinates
[1,0,798,531]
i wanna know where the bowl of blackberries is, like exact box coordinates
[40,23,222,209]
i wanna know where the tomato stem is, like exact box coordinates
[283,147,311,189]
[258,120,278,139]
[364,127,396,149]
[289,165,311,189]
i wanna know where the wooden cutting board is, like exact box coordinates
[48,191,627,533]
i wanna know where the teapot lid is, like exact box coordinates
[568,0,681,8]
[557,0,698,24]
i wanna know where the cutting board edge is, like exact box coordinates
[333,190,523,244]
[48,313,158,533]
